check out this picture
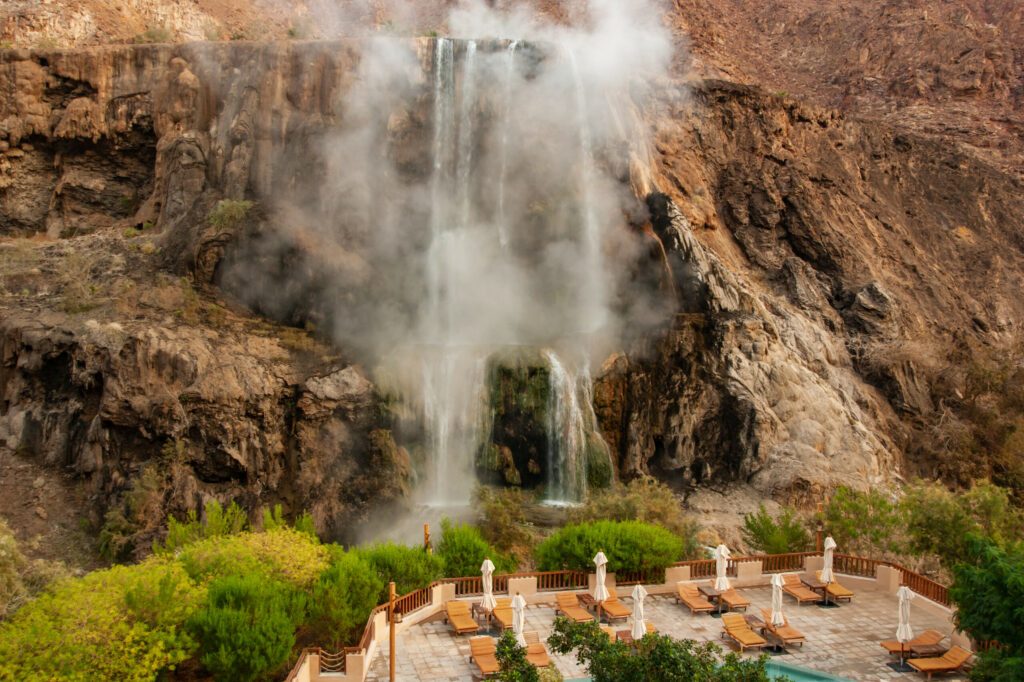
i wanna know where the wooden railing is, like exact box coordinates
[833,554,883,578]
[895,565,949,607]
[671,558,735,578]
[759,552,817,573]
[393,587,432,615]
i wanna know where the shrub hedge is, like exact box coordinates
[534,520,684,574]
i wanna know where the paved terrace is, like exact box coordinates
[366,586,965,682]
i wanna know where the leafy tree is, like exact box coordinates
[741,505,812,554]
[437,518,516,577]
[569,477,703,559]
[496,630,541,682]
[356,542,445,599]
[534,520,684,576]
[819,486,906,556]
[178,528,329,588]
[546,617,785,681]
[187,574,306,682]
[262,504,318,539]
[307,551,383,649]
[948,535,1024,680]
[904,480,1024,569]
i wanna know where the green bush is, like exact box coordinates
[208,199,254,231]
[741,505,812,554]
[0,518,66,619]
[0,559,203,681]
[546,617,784,681]
[496,630,541,681]
[568,477,702,559]
[437,518,516,577]
[474,487,539,564]
[534,520,684,575]
[158,499,249,554]
[178,528,329,588]
[187,574,306,682]
[356,542,444,599]
[307,551,383,649]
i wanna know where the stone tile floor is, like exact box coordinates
[367,586,967,681]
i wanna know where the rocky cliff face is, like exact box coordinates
[1,37,1022,553]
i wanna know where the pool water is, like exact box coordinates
[766,661,853,681]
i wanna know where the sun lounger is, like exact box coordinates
[908,645,973,680]
[600,625,616,641]
[782,573,820,604]
[600,594,631,622]
[815,571,855,602]
[880,629,945,656]
[676,583,715,614]
[721,612,766,652]
[719,586,751,612]
[445,600,479,635]
[555,593,593,623]
[492,597,513,631]
[759,608,805,647]
[523,631,552,668]
[469,636,500,677]
[645,621,656,634]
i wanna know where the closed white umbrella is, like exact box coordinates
[895,585,916,669]
[481,558,497,611]
[770,573,786,626]
[630,583,648,640]
[714,544,731,590]
[512,593,527,647]
[821,536,837,584]
[593,551,610,602]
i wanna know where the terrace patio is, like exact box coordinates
[364,584,964,681]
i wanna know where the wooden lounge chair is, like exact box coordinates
[492,597,514,631]
[908,645,973,680]
[445,600,479,635]
[676,583,715,614]
[600,594,631,622]
[880,629,945,656]
[721,612,766,652]
[782,574,820,604]
[600,625,616,641]
[523,631,552,668]
[719,586,751,612]
[645,621,657,635]
[759,608,806,647]
[815,571,855,602]
[469,636,500,678]
[555,593,593,623]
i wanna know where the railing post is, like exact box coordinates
[389,581,396,682]
[424,523,431,554]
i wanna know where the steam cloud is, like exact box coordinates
[221,0,676,507]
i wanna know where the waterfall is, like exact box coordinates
[496,40,519,249]
[567,48,607,334]
[427,38,455,343]
[456,40,478,230]
[544,350,606,503]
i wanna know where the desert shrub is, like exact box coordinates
[568,477,702,559]
[474,486,539,564]
[0,519,66,619]
[261,504,317,538]
[0,559,203,680]
[904,480,1023,569]
[948,536,1024,680]
[741,504,812,554]
[819,486,906,556]
[178,528,328,588]
[307,550,382,648]
[187,573,306,682]
[356,542,444,599]
[158,499,249,554]
[496,630,541,682]
[99,464,166,562]
[534,520,684,575]
[437,518,516,577]
[134,26,173,43]
[208,199,254,231]
[547,617,782,681]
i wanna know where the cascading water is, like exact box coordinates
[496,40,519,249]
[417,38,612,506]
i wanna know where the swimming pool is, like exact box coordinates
[766,660,854,681]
